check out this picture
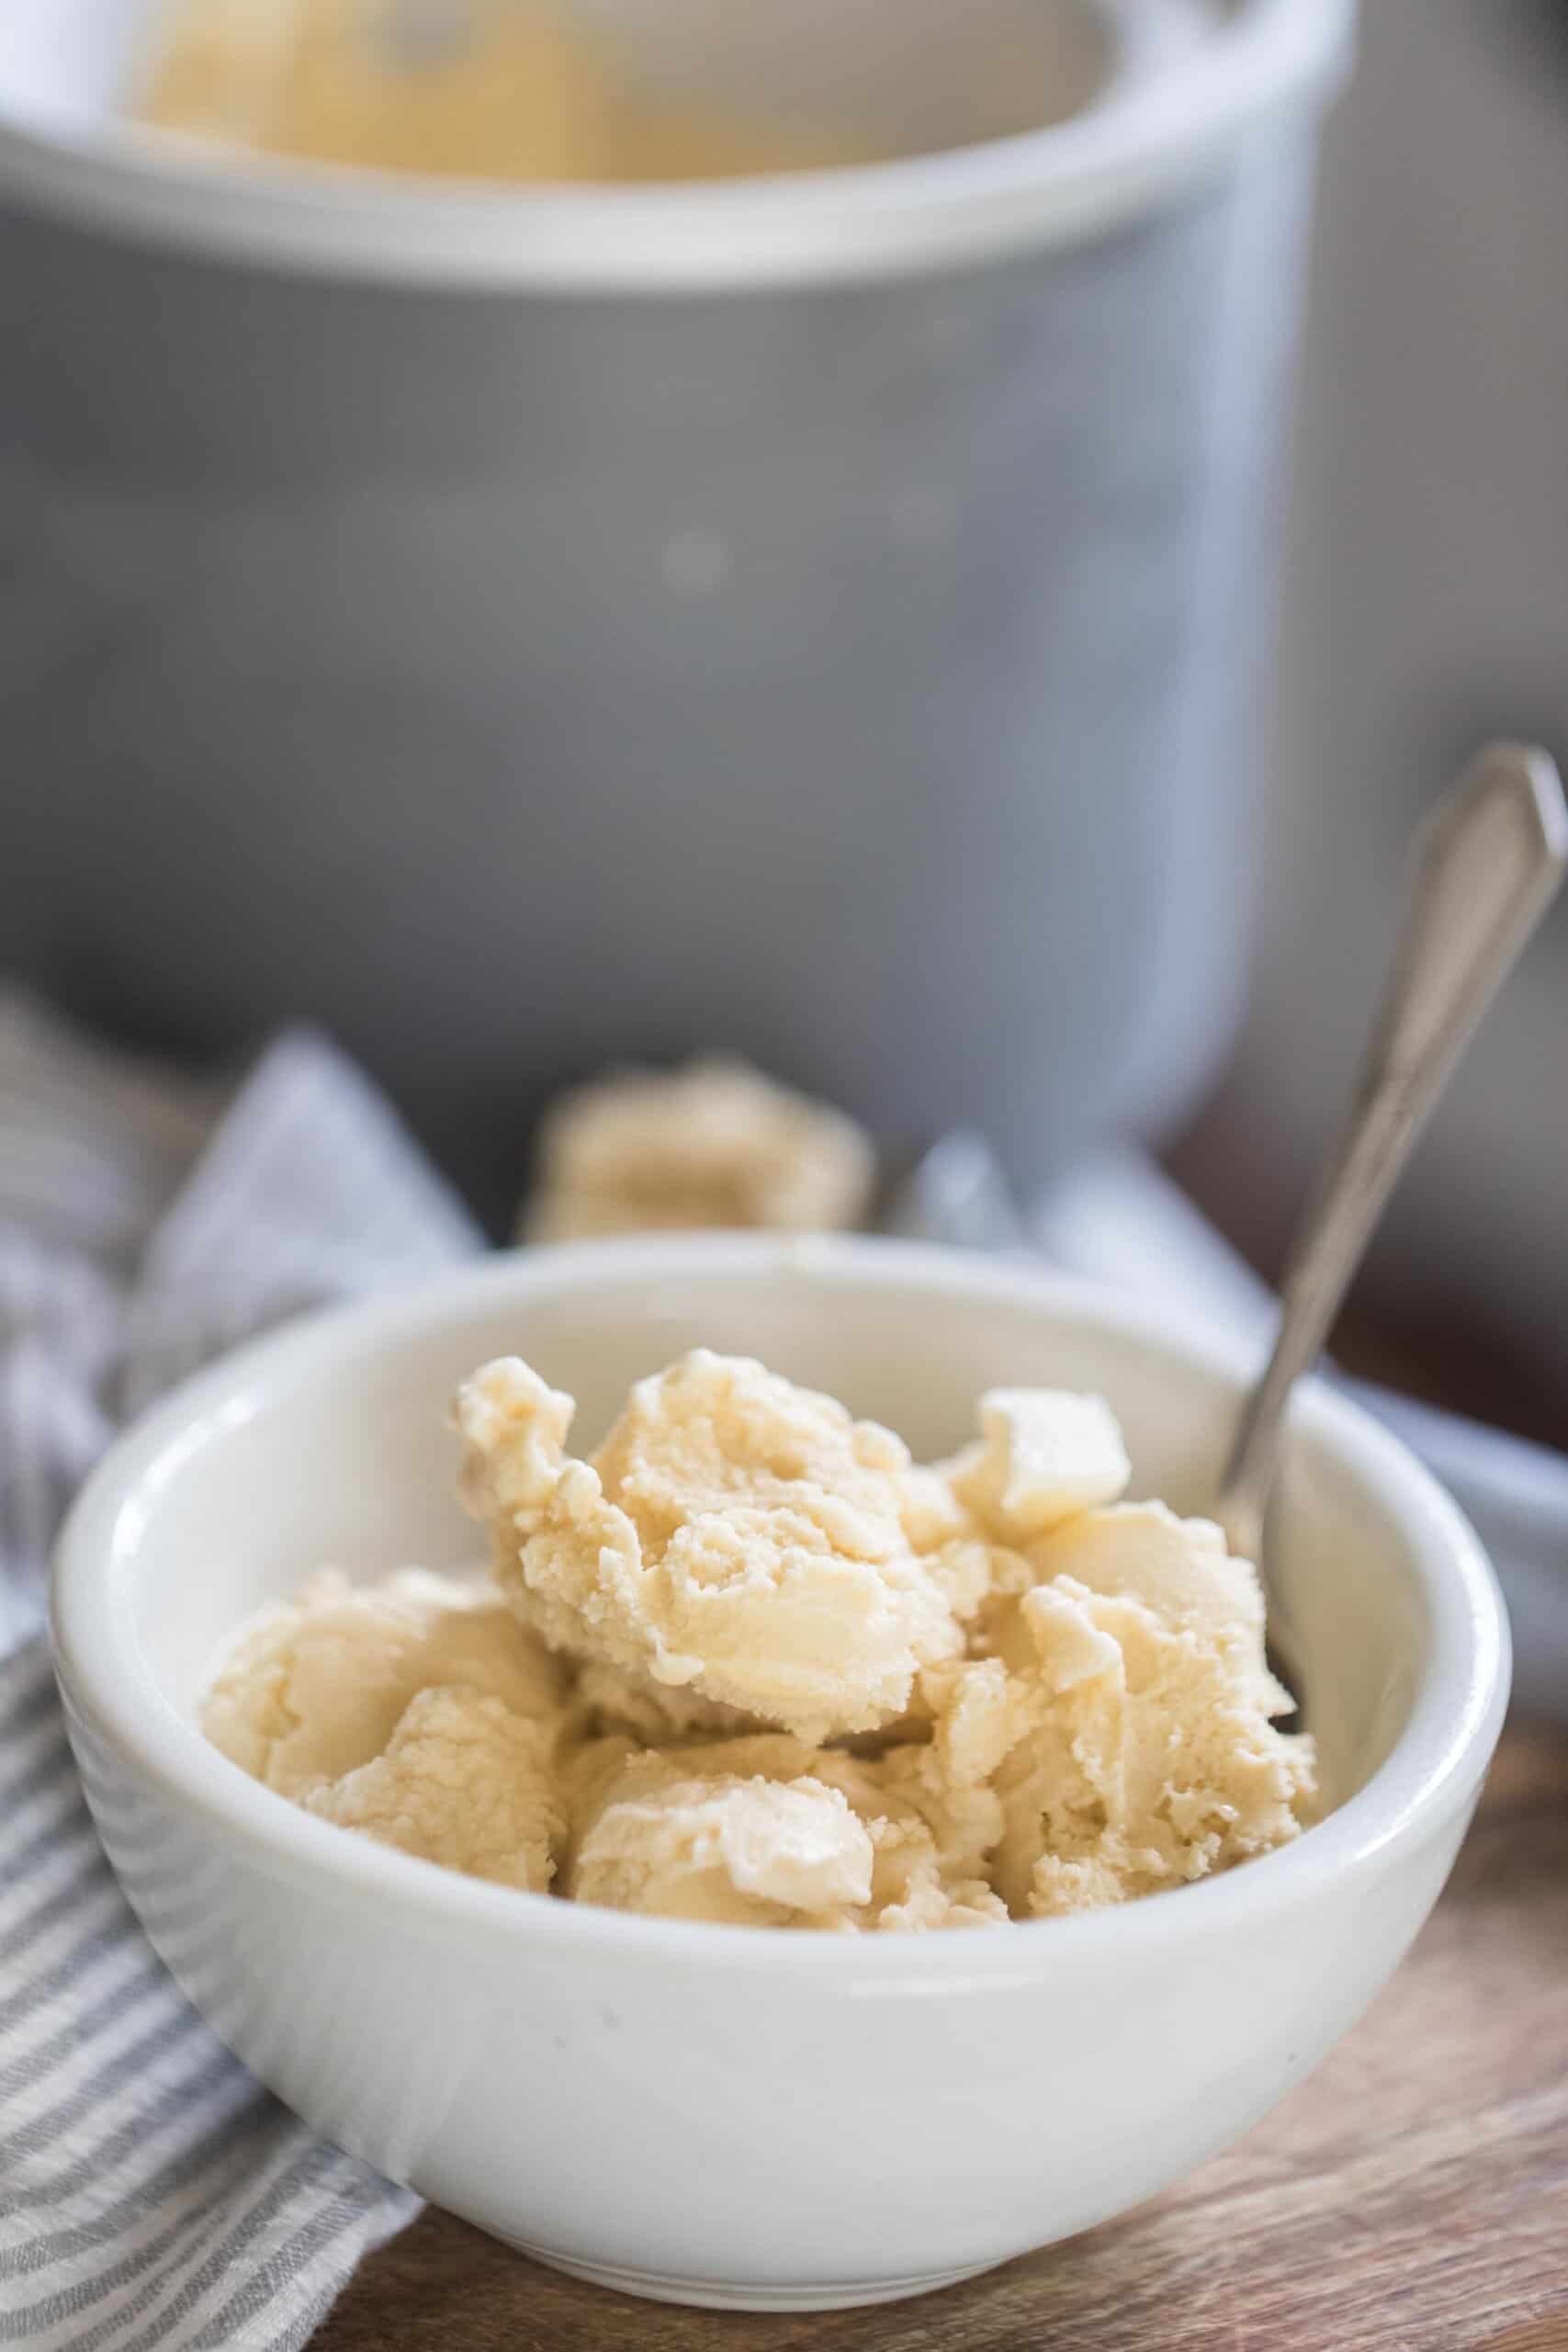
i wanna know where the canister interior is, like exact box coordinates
[0,0,1218,182]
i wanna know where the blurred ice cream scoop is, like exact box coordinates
[522,1058,876,1242]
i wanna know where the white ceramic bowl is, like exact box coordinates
[51,1238,1508,2313]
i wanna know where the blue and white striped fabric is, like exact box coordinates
[0,994,482,2348]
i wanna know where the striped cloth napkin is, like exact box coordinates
[0,994,481,2350]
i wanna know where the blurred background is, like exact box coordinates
[1179,0,1568,1445]
[0,0,1562,1431]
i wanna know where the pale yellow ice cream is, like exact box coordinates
[307,1686,564,1891]
[453,1349,970,1743]
[203,1354,1316,1929]
[203,1566,567,1799]
[982,1505,1316,1917]
[566,1734,1007,1929]
[571,1756,875,1928]
[523,1059,875,1243]
[946,1387,1133,1540]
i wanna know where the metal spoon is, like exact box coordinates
[1214,741,1567,1579]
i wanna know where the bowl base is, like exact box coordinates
[499,2238,999,2312]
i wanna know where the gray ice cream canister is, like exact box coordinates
[0,0,1353,1217]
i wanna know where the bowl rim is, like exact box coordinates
[51,1232,1509,1974]
[0,0,1353,289]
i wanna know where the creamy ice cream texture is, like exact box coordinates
[453,1350,971,1744]
[522,1059,875,1242]
[203,1352,1315,1928]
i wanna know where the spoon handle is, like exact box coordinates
[1217,741,1567,1564]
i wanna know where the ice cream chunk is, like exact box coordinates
[569,1735,1005,1930]
[969,1503,1315,1917]
[306,1687,564,1892]
[572,1765,874,1927]
[524,1058,874,1242]
[948,1388,1131,1539]
[454,1350,968,1742]
[203,1566,567,1799]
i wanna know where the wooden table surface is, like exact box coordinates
[318,1724,1568,2352]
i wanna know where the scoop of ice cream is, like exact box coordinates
[203,1567,567,1799]
[455,1350,968,1742]
[947,1388,1131,1540]
[523,1058,875,1241]
[570,1759,874,1927]
[964,1503,1314,1917]
[306,1686,564,1891]
[568,1734,1003,1931]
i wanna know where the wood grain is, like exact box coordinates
[319,1724,1568,2352]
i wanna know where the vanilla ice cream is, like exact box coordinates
[307,1687,565,1891]
[453,1350,969,1743]
[203,1353,1316,1929]
[203,1566,567,1799]
[570,1755,875,1928]
[523,1059,875,1242]
[563,1732,1008,1929]
[947,1387,1133,1538]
